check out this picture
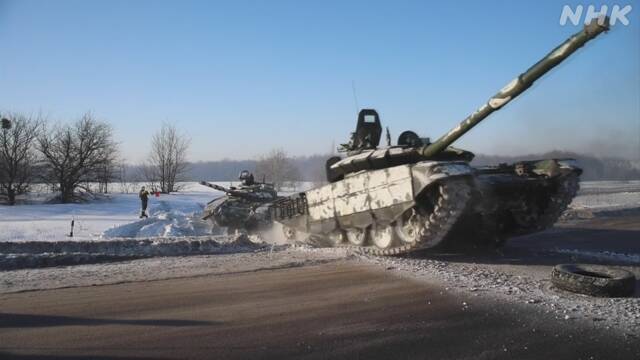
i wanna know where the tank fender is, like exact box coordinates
[411,161,473,196]
[513,159,583,178]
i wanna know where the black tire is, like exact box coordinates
[551,264,636,297]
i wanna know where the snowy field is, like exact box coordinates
[0,184,219,242]
[0,180,637,244]
[570,180,640,212]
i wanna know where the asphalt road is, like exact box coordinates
[1,262,639,360]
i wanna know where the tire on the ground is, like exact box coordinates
[551,264,636,297]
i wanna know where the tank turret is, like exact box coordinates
[327,17,609,181]
[199,179,279,233]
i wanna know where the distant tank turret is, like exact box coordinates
[199,171,280,232]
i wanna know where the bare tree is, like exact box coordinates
[95,152,121,194]
[37,113,118,203]
[145,123,190,193]
[255,148,301,190]
[0,113,42,205]
[116,160,136,194]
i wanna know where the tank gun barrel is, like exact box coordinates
[199,181,227,192]
[420,17,610,158]
[199,180,267,201]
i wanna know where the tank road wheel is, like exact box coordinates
[417,179,471,249]
[283,226,297,241]
[346,228,367,246]
[402,179,471,252]
[328,230,347,246]
[395,209,422,245]
[370,225,397,250]
[354,178,471,256]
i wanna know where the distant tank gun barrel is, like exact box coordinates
[199,181,244,196]
[199,181,227,192]
[199,180,265,201]
[420,16,610,158]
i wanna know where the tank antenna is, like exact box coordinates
[351,80,360,115]
[386,127,391,146]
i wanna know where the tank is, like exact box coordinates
[199,179,279,232]
[270,18,609,255]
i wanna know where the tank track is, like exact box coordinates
[533,174,579,230]
[287,174,578,255]
[503,173,580,237]
[286,178,472,256]
[452,173,580,249]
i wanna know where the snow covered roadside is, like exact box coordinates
[0,234,266,270]
[0,247,352,294]
[0,191,217,242]
[351,253,640,336]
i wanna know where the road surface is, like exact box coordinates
[1,261,638,359]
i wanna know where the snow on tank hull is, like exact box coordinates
[294,161,469,233]
[273,159,580,255]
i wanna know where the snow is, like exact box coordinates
[0,235,269,271]
[0,181,300,270]
[566,180,640,216]
[356,250,640,335]
[0,188,221,242]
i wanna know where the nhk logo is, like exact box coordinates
[560,4,633,26]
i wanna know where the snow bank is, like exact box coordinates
[0,234,267,270]
[0,192,215,242]
[102,209,211,238]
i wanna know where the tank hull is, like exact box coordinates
[273,159,580,255]
[202,196,273,232]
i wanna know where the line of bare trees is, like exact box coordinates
[0,112,119,204]
[255,148,301,190]
[0,113,193,204]
[0,111,303,203]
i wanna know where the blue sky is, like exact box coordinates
[1,0,638,162]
